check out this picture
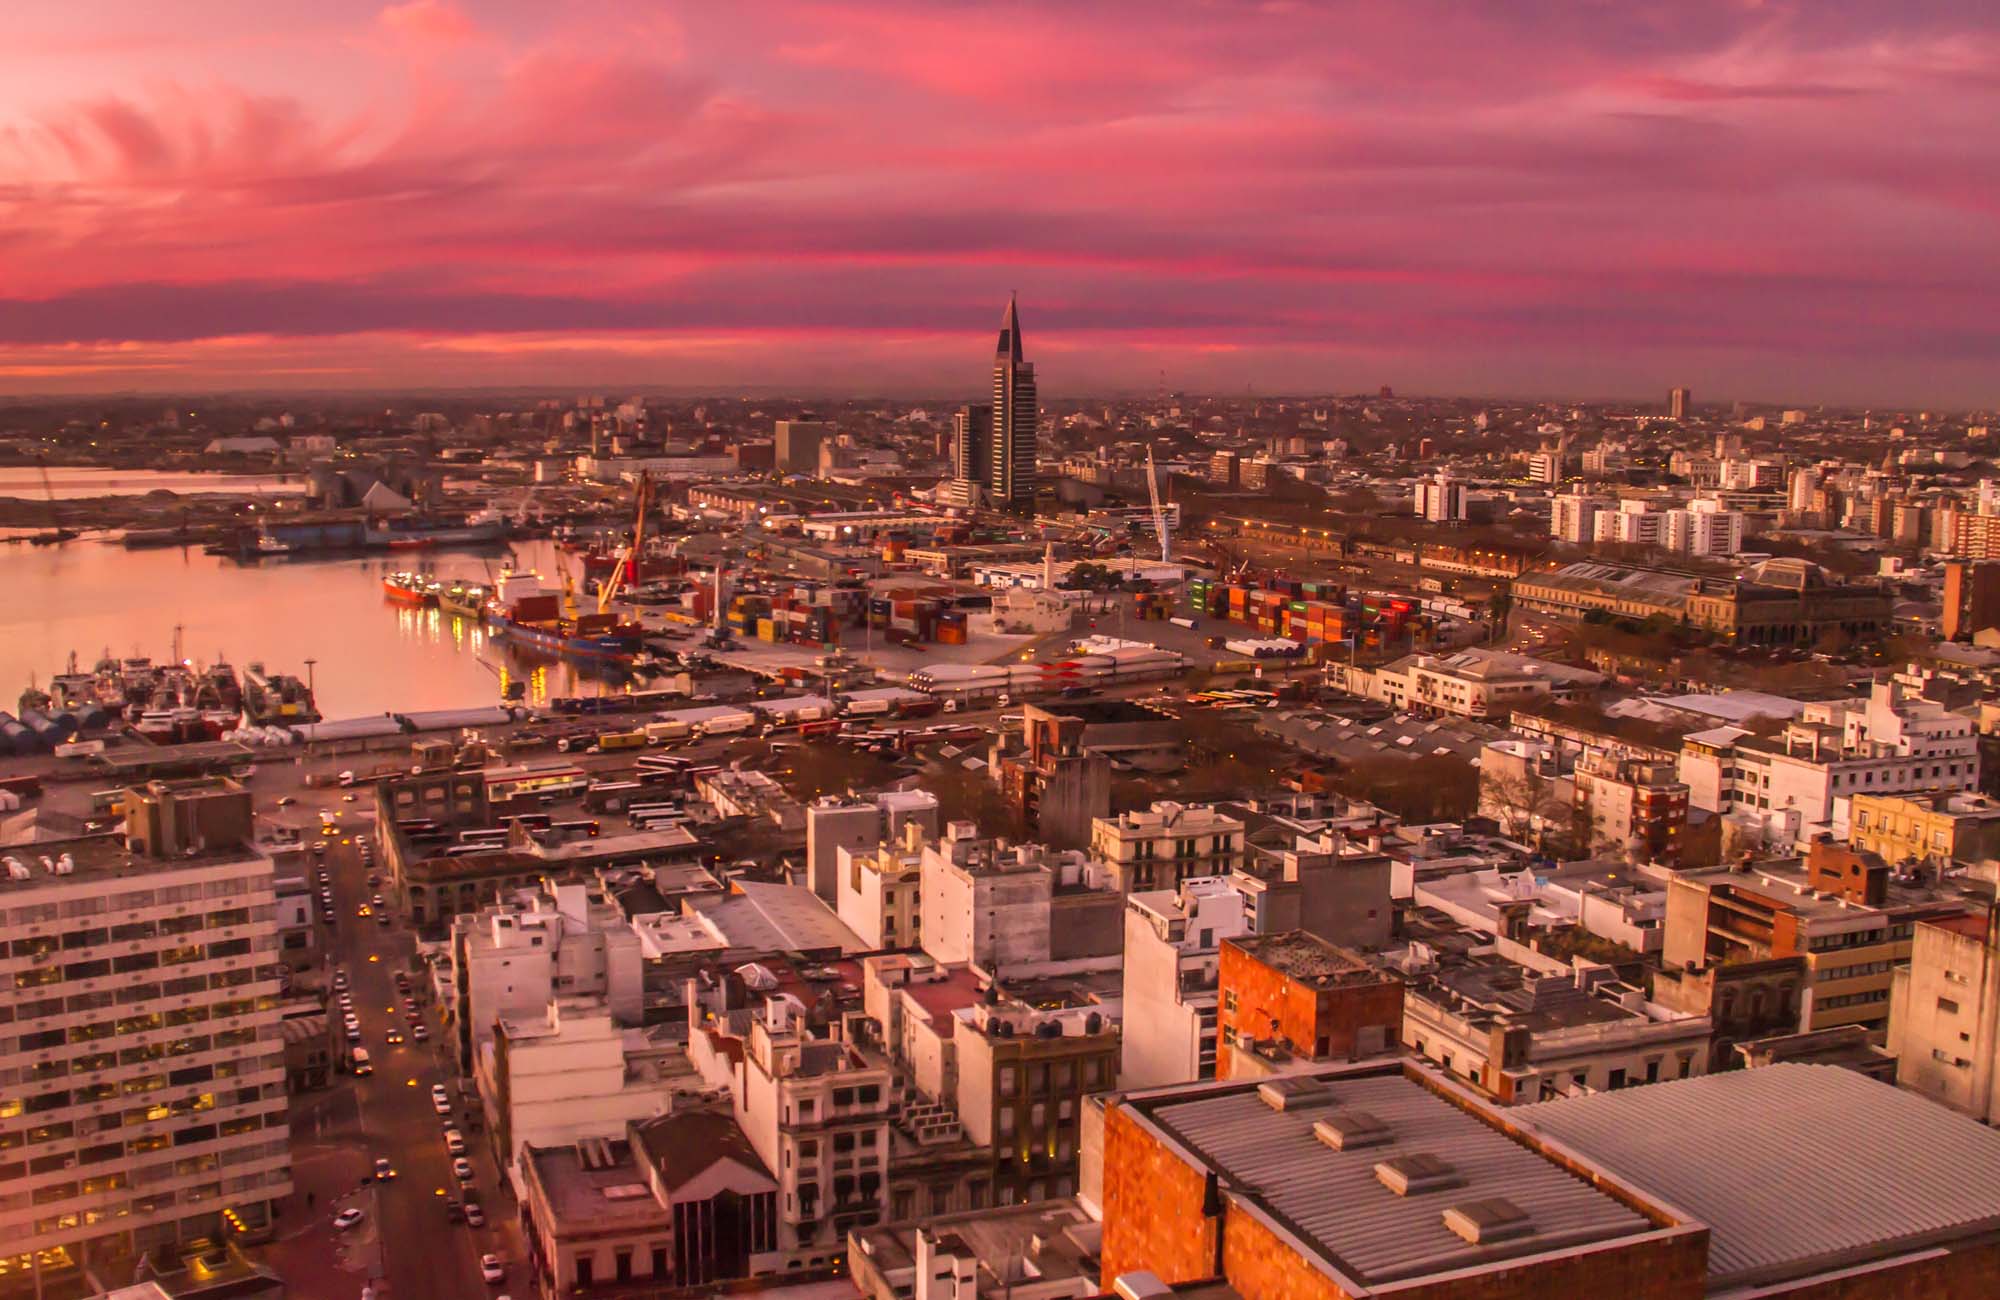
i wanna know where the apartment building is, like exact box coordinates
[1549,491,1609,543]
[1679,681,1979,845]
[1849,791,2000,869]
[1120,878,1251,1088]
[1573,749,1689,863]
[1888,908,1998,1123]
[733,996,894,1264]
[479,996,678,1179]
[804,791,941,904]
[1664,842,1973,1034]
[448,881,644,1070]
[1088,801,1245,893]
[0,779,291,1284]
[951,990,1118,1206]
[836,821,926,950]
[917,822,1120,969]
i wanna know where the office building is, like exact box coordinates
[1669,386,1691,419]
[0,779,292,1280]
[949,404,991,504]
[773,420,830,475]
[990,295,1037,512]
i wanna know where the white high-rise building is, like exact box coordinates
[1550,492,1609,543]
[1595,499,1664,547]
[1665,498,1744,557]
[1527,451,1562,485]
[1789,467,1821,513]
[0,779,292,1268]
[1415,472,1468,523]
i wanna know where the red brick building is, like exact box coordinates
[1216,932,1402,1078]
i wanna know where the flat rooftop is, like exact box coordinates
[1228,932,1387,988]
[1132,1067,1661,1290]
[1513,1064,2000,1289]
[0,832,267,892]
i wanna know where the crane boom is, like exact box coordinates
[597,472,652,615]
[1145,446,1170,563]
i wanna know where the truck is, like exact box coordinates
[696,712,755,738]
[595,730,648,752]
[643,719,694,744]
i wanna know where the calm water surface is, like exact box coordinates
[0,538,614,718]
[0,467,307,500]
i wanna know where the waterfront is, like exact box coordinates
[0,466,307,499]
[0,538,613,718]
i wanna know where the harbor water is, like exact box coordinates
[0,537,612,718]
[0,467,307,500]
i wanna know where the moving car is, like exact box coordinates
[334,1208,364,1230]
[412,1024,430,1042]
[384,1028,403,1044]
[374,1157,396,1181]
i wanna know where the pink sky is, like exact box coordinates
[2,1,1998,404]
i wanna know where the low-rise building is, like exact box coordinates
[1888,907,1998,1122]
[1120,878,1252,1088]
[1089,802,1245,892]
[1399,951,1710,1103]
[1849,790,2000,870]
[1663,842,1974,1034]
[1217,931,1403,1078]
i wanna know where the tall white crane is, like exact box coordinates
[1145,446,1171,564]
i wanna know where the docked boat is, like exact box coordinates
[382,572,437,606]
[436,582,491,621]
[242,662,320,724]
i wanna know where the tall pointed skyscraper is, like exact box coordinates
[990,294,1038,512]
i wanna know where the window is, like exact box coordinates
[1939,997,1961,1015]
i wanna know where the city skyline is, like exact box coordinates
[2,3,1999,405]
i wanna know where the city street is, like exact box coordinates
[257,790,528,1300]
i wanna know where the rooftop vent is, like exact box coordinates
[1313,1108,1392,1151]
[1375,1152,1463,1196]
[1257,1077,1331,1112]
[1443,1197,1534,1245]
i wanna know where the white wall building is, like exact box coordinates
[1415,473,1468,523]
[1550,492,1608,544]
[450,883,645,1067]
[1119,878,1252,1088]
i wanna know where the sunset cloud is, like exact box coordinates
[0,2,1995,402]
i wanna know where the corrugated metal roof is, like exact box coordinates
[1513,1064,2000,1287]
[1148,1074,1651,1287]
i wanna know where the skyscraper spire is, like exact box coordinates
[997,292,1023,365]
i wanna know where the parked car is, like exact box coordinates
[464,1202,486,1227]
[453,1157,475,1184]
[480,1254,505,1284]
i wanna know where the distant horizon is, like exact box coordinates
[0,379,1980,419]
[5,3,2000,406]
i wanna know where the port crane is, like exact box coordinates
[1145,446,1171,564]
[29,458,78,546]
[596,472,653,615]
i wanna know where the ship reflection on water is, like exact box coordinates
[390,602,629,710]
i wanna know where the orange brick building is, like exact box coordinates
[1216,932,1403,1078]
[1097,1061,2000,1299]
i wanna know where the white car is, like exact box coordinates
[430,1084,449,1104]
[453,1157,474,1184]
[333,1207,364,1230]
[480,1254,505,1284]
[343,1014,360,1031]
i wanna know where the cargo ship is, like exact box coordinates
[242,662,320,724]
[485,570,642,662]
[436,582,491,621]
[382,572,438,606]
